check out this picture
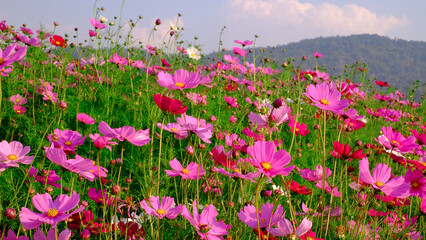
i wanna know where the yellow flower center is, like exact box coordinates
[56,41,61,45]
[412,182,419,188]
[295,128,300,132]
[261,162,272,171]
[182,168,189,174]
[233,168,240,173]
[64,141,72,146]
[320,99,329,105]
[391,140,399,145]
[157,209,166,215]
[261,219,266,223]
[375,181,384,187]
[16,99,20,102]
[191,53,195,58]
[0,57,4,64]
[175,82,184,88]
[16,110,21,114]
[8,154,18,161]
[170,128,178,132]
[421,162,426,167]
[46,208,59,217]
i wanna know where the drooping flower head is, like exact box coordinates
[19,191,84,229]
[181,200,231,240]
[77,113,95,125]
[153,93,188,115]
[98,121,151,146]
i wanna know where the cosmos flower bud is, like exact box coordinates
[111,185,121,195]
[273,98,283,108]
[155,19,161,25]
[4,208,16,219]
[60,101,67,109]
[186,145,194,155]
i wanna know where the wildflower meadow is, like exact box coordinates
[0,6,425,240]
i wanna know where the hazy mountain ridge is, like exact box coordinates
[209,34,426,97]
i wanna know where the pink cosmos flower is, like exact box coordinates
[187,92,207,105]
[212,166,261,183]
[176,114,214,143]
[45,147,95,181]
[223,95,239,108]
[376,126,418,155]
[0,43,27,70]
[34,227,71,240]
[267,217,312,238]
[359,158,409,198]
[181,200,231,240]
[77,113,95,125]
[28,166,61,188]
[10,94,27,105]
[87,188,115,206]
[88,29,97,37]
[233,47,247,57]
[313,52,323,58]
[299,165,331,182]
[404,169,426,198]
[89,18,106,29]
[234,40,253,47]
[19,191,84,229]
[248,103,291,130]
[89,133,118,151]
[165,158,205,180]
[2,229,29,240]
[157,122,189,139]
[13,105,26,114]
[421,198,426,214]
[315,180,341,197]
[238,202,285,229]
[47,129,86,154]
[288,118,310,136]
[157,69,211,90]
[305,82,349,113]
[246,141,294,181]
[98,121,151,146]
[0,140,34,172]
[140,196,182,219]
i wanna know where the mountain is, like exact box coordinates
[207,34,426,99]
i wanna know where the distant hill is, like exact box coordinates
[207,34,426,98]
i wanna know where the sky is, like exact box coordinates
[1,0,425,53]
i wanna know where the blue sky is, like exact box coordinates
[1,0,425,53]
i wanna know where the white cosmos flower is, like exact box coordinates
[99,15,108,23]
[187,47,201,60]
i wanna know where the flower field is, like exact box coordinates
[0,10,425,240]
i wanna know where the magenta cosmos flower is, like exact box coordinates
[246,141,294,181]
[376,126,418,155]
[305,82,349,113]
[267,217,312,238]
[176,114,214,143]
[47,129,86,154]
[248,103,291,130]
[98,121,150,146]
[157,122,189,140]
[89,18,106,29]
[45,147,95,181]
[19,191,84,229]
[34,227,71,240]
[3,229,29,240]
[404,169,426,198]
[10,94,27,105]
[238,202,285,229]
[359,158,409,199]
[140,196,182,219]
[0,43,27,70]
[0,140,34,172]
[165,158,205,180]
[181,200,231,240]
[77,113,95,125]
[223,95,239,108]
[288,118,310,136]
[157,69,211,90]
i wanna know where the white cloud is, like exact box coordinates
[219,0,408,47]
